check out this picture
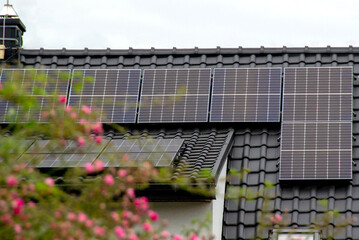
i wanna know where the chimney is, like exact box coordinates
[0,0,26,62]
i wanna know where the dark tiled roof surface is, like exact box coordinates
[19,46,359,74]
[18,46,359,239]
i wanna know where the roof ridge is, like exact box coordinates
[20,46,359,56]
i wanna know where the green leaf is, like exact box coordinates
[36,182,47,191]
[74,82,84,93]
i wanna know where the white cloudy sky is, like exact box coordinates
[10,0,359,49]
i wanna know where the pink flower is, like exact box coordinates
[77,212,87,222]
[45,177,54,186]
[131,214,140,224]
[126,188,135,198]
[93,226,105,236]
[129,234,139,240]
[1,214,11,224]
[114,226,125,238]
[70,112,78,119]
[134,197,149,212]
[161,231,170,238]
[189,233,200,240]
[81,105,91,115]
[122,153,129,162]
[14,224,22,233]
[122,210,132,219]
[173,235,184,240]
[118,169,127,178]
[84,162,95,174]
[94,160,105,172]
[111,211,120,222]
[148,210,159,221]
[142,222,153,232]
[104,174,114,186]
[270,214,283,224]
[0,82,3,90]
[27,201,36,208]
[67,212,77,221]
[77,136,86,147]
[79,118,87,125]
[122,220,129,227]
[95,135,102,144]
[59,96,67,103]
[6,175,18,187]
[275,214,283,222]
[13,199,24,215]
[65,105,72,113]
[92,122,103,134]
[85,219,93,227]
[41,111,49,119]
[13,198,24,208]
[54,211,62,218]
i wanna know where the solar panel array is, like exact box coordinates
[280,67,353,180]
[0,67,355,179]
[23,139,108,168]
[100,139,184,167]
[0,69,71,122]
[210,68,282,122]
[138,69,211,123]
[68,69,141,123]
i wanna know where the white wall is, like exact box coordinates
[151,159,227,240]
[151,201,212,235]
[212,159,227,239]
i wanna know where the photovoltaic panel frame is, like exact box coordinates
[280,67,353,180]
[0,69,71,122]
[100,138,184,167]
[210,68,282,122]
[138,69,211,123]
[68,69,141,123]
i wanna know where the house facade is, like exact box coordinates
[2,9,359,240]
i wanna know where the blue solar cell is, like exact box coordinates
[0,69,71,123]
[210,68,282,122]
[138,69,211,123]
[100,139,184,167]
[280,67,353,180]
[68,69,141,123]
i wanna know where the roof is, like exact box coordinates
[46,126,233,201]
[101,126,233,182]
[16,46,359,239]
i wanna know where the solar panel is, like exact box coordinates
[0,69,71,122]
[138,69,211,123]
[22,139,108,168]
[100,138,184,167]
[210,68,282,122]
[280,67,353,180]
[68,69,141,123]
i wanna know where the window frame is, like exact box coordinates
[270,229,321,240]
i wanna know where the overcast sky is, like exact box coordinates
[10,0,359,49]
